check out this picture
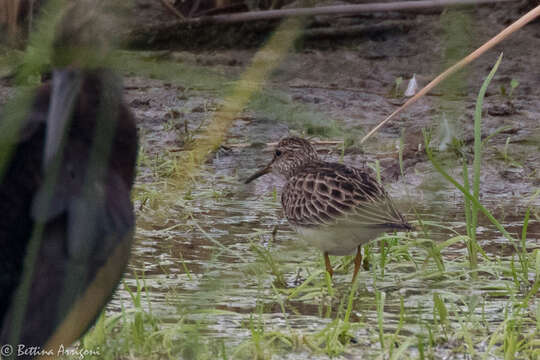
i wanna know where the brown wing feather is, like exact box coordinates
[281,161,409,229]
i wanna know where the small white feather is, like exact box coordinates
[404,74,418,97]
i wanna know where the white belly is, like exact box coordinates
[295,225,388,256]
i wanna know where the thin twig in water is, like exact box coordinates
[303,21,413,38]
[183,0,516,24]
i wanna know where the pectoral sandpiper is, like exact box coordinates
[245,137,411,282]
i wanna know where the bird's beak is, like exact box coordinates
[43,68,82,169]
[244,162,273,184]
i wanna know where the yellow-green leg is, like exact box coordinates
[324,252,333,278]
[352,245,362,283]
[362,245,370,271]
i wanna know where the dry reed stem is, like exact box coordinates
[361,4,540,144]
[184,0,517,24]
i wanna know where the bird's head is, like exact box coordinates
[245,137,319,183]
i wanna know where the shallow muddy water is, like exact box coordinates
[108,30,539,356]
[110,14,539,355]
[108,132,538,358]
[1,3,539,358]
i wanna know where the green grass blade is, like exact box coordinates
[470,52,503,271]
[424,138,516,244]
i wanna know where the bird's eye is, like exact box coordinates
[275,150,282,157]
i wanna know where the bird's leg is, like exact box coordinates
[352,245,362,282]
[324,252,333,278]
[362,245,370,271]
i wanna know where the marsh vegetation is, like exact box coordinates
[0,0,538,359]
